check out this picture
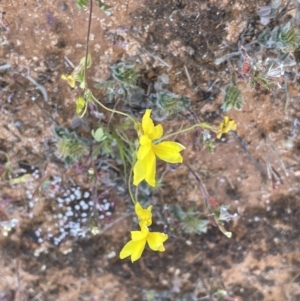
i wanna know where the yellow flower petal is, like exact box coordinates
[119,239,146,262]
[133,151,156,187]
[142,109,155,136]
[140,135,152,146]
[152,141,185,163]
[147,232,168,251]
[133,159,146,186]
[137,136,152,160]
[76,97,86,115]
[141,110,163,140]
[149,124,163,140]
[131,228,148,241]
[120,223,168,262]
[135,203,153,227]
[228,120,237,131]
[133,109,186,187]
[216,116,237,139]
[144,151,156,187]
[61,74,75,88]
[216,132,222,139]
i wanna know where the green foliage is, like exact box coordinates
[211,205,237,238]
[76,0,89,8]
[143,290,169,301]
[214,205,237,223]
[73,54,92,89]
[250,71,270,90]
[94,62,143,104]
[111,62,140,86]
[221,85,243,111]
[91,127,134,178]
[92,129,115,157]
[0,152,13,181]
[277,22,300,52]
[149,91,191,121]
[96,0,113,16]
[258,21,300,52]
[91,127,107,142]
[170,204,208,235]
[54,127,89,164]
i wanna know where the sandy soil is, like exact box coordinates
[0,0,300,300]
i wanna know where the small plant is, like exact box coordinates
[57,0,239,265]
[94,61,143,104]
[169,204,209,235]
[258,21,300,52]
[96,0,113,16]
[200,129,215,153]
[111,62,140,86]
[257,0,281,25]
[149,91,191,121]
[210,204,237,238]
[54,127,89,164]
[276,22,300,52]
[76,0,89,8]
[142,289,170,301]
[221,85,243,111]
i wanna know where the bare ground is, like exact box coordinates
[0,0,300,300]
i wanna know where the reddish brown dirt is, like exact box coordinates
[0,0,300,301]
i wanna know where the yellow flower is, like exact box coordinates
[120,223,168,262]
[135,202,152,227]
[216,116,237,139]
[61,74,75,88]
[133,109,185,187]
[120,202,168,262]
[76,96,87,116]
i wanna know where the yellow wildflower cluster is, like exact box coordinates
[133,109,185,187]
[60,70,237,263]
[216,116,237,139]
[120,203,168,262]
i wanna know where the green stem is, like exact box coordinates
[83,0,93,90]
[128,167,136,205]
[91,94,136,124]
[157,123,211,142]
[78,101,88,118]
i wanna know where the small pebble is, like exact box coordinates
[103,203,110,211]
[60,2,68,11]
[107,250,116,259]
[75,190,82,199]
[14,120,23,127]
